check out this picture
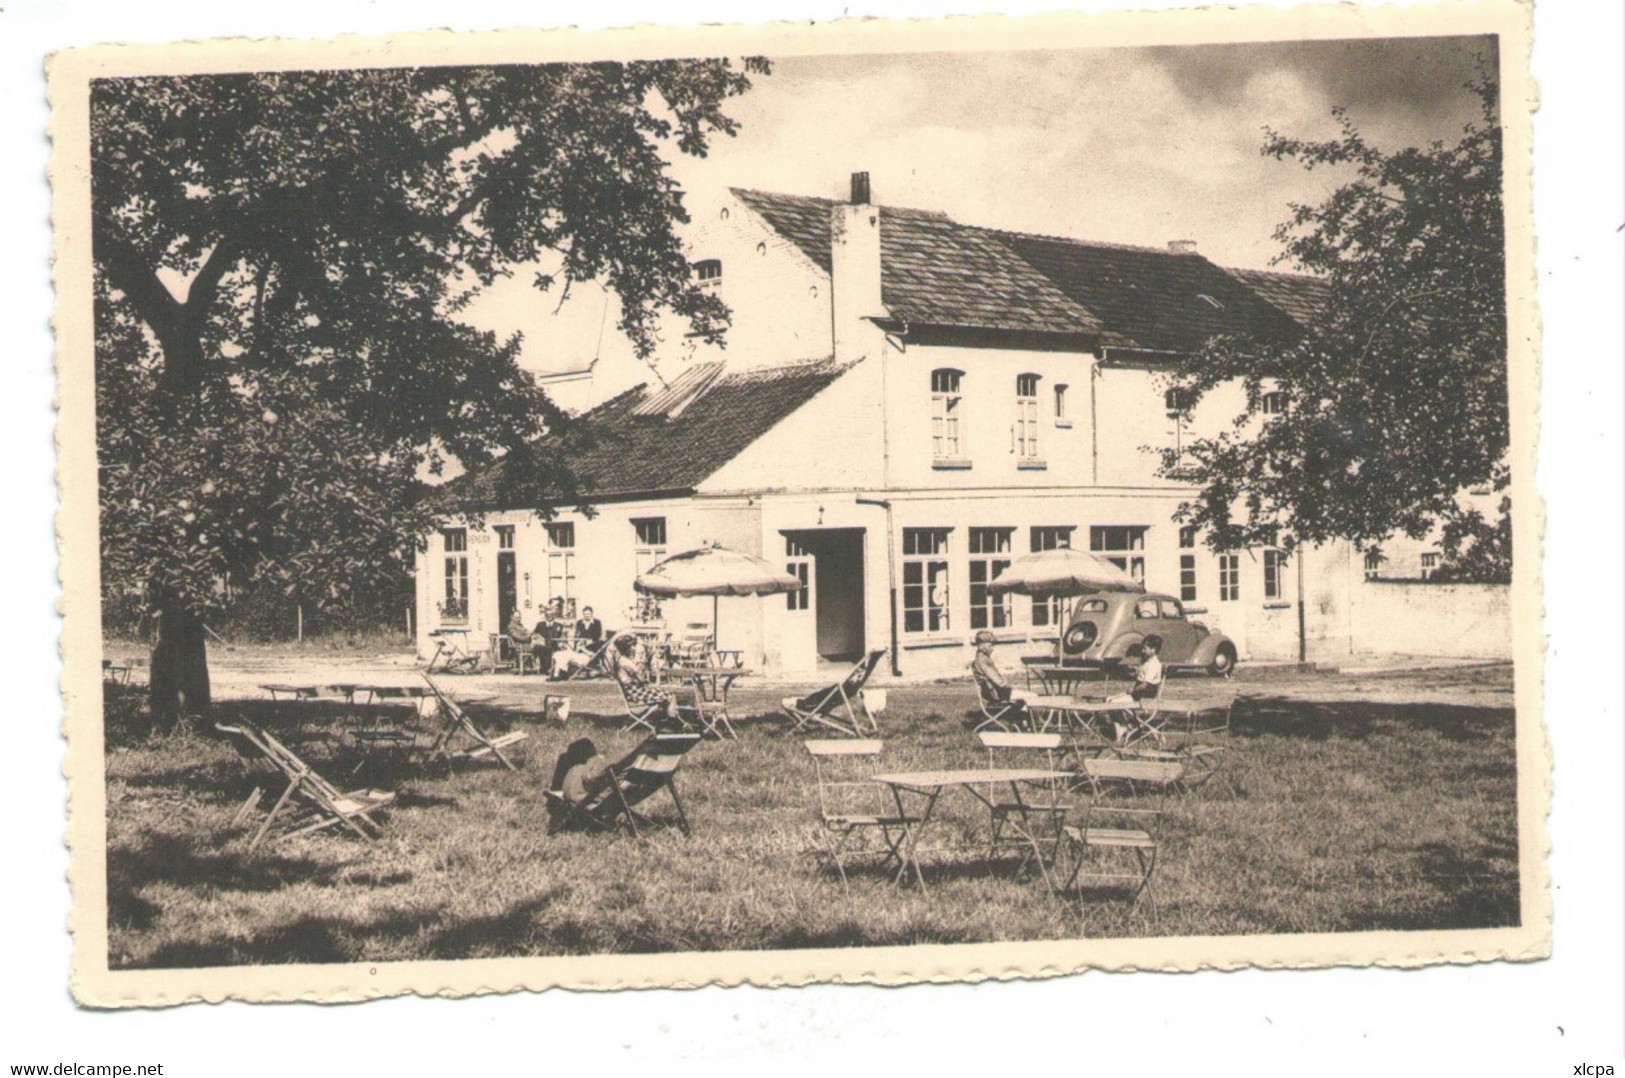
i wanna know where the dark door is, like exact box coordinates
[813,529,865,662]
[496,551,518,658]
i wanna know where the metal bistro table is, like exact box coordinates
[1022,662,1109,698]
[660,663,753,739]
[871,768,1073,893]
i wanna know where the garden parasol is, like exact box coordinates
[988,546,1144,614]
[635,543,800,657]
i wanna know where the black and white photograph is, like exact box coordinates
[26,0,1622,1063]
[50,4,1550,1004]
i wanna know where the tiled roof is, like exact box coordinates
[435,358,851,510]
[736,186,1324,353]
[1223,266,1331,329]
[733,188,1101,336]
[984,229,1311,355]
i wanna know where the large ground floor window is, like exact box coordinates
[902,527,952,634]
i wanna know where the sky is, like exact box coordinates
[671,36,1494,269]
[467,34,1495,391]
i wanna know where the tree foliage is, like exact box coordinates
[92,60,766,719]
[1160,70,1508,577]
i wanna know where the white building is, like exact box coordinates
[418,174,1508,676]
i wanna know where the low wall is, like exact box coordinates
[1348,581,1512,660]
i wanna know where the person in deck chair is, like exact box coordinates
[546,736,611,829]
[606,633,697,729]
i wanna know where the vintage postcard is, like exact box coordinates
[52,0,1544,1007]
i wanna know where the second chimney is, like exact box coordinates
[830,172,882,362]
[1168,239,1199,255]
[850,170,871,206]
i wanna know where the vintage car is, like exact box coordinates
[1058,591,1237,676]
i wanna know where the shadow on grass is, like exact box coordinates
[1338,838,1520,932]
[1235,697,1512,744]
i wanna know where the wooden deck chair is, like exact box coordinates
[546,732,703,837]
[971,666,1030,732]
[565,635,614,681]
[781,649,888,737]
[216,721,396,853]
[420,674,529,770]
[1062,758,1180,916]
[978,731,1071,887]
[804,739,922,889]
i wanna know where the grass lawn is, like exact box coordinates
[103,666,1520,968]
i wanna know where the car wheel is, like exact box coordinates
[1208,643,1236,678]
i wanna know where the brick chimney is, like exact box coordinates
[831,171,883,362]
[1167,239,1199,255]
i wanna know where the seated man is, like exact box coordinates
[505,609,533,668]
[546,737,612,831]
[970,629,1036,705]
[550,604,605,679]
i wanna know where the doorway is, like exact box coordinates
[782,528,866,664]
[496,549,518,659]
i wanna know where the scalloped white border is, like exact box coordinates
[51,0,1547,1008]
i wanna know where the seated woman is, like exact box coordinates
[606,633,697,728]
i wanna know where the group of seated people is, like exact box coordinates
[505,599,606,680]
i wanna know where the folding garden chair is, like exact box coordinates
[1061,757,1181,917]
[971,667,1030,732]
[978,731,1072,883]
[611,670,670,735]
[673,622,716,666]
[804,739,921,890]
[216,721,396,853]
[545,732,704,837]
[1119,693,1240,795]
[781,649,887,737]
[420,674,529,770]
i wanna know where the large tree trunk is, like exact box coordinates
[149,600,212,729]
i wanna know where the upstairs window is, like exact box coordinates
[930,369,964,463]
[1164,387,1195,416]
[1014,373,1041,461]
[1260,390,1287,416]
[692,258,722,284]
[1420,551,1440,581]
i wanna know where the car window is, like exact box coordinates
[1078,599,1108,613]
[1135,598,1159,620]
[1160,599,1184,619]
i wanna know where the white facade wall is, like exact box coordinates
[417,497,764,663]
[678,191,836,370]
